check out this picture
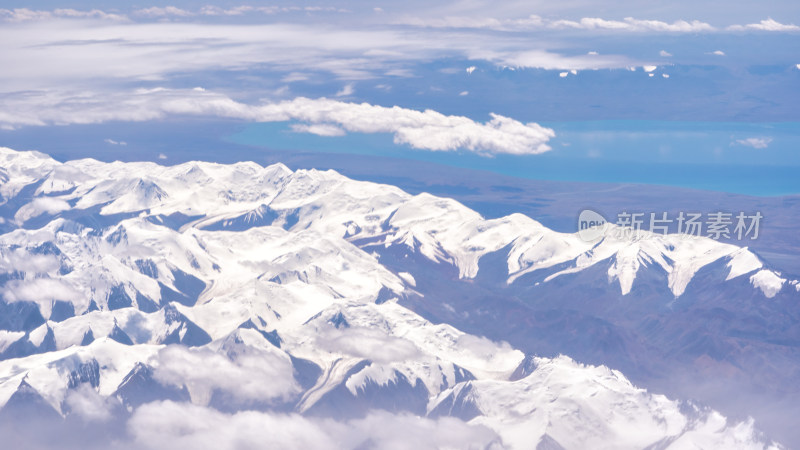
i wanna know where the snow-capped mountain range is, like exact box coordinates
[0,147,793,449]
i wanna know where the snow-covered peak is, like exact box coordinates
[2,148,792,301]
[0,148,789,448]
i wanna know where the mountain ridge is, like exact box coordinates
[0,147,792,448]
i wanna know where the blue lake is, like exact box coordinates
[229,120,800,196]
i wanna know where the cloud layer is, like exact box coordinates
[1,89,555,155]
[549,17,714,32]
[4,7,796,35]
[128,401,500,449]
[151,345,299,405]
[0,16,645,92]
[0,3,796,157]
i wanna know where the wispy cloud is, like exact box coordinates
[316,326,422,364]
[2,6,799,37]
[282,72,311,83]
[394,14,719,33]
[734,137,772,149]
[471,49,637,71]
[335,84,355,97]
[290,123,346,137]
[0,4,796,147]
[128,401,498,449]
[549,17,714,32]
[394,14,538,31]
[64,385,115,422]
[0,11,674,94]
[1,278,82,315]
[133,6,193,18]
[728,18,800,31]
[14,197,71,223]
[133,5,348,18]
[0,8,127,22]
[151,344,299,405]
[0,248,61,274]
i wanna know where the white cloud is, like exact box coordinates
[333,410,501,449]
[129,401,334,449]
[104,138,126,146]
[132,5,348,18]
[465,66,476,75]
[711,50,726,56]
[455,334,517,363]
[317,326,422,364]
[133,6,193,18]
[384,68,415,77]
[0,248,61,274]
[728,18,800,31]
[396,13,799,34]
[796,64,800,70]
[0,88,555,155]
[200,5,347,16]
[1,278,83,312]
[557,70,579,78]
[127,401,499,449]
[157,153,168,160]
[65,385,114,422]
[335,84,355,97]
[3,6,797,38]
[200,6,271,16]
[0,15,648,93]
[151,344,299,405]
[282,72,310,83]
[290,123,347,137]
[14,197,71,223]
[459,91,469,96]
[643,65,658,72]
[474,49,635,71]
[2,6,798,41]
[395,15,507,30]
[549,17,714,32]
[659,50,672,57]
[397,14,716,33]
[734,137,772,149]
[0,8,127,22]
[0,22,414,89]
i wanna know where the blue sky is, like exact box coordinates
[0,1,798,194]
